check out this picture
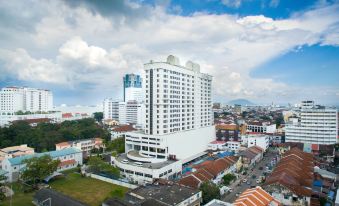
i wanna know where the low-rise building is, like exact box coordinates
[263,147,314,206]
[224,141,241,153]
[216,124,241,141]
[55,138,104,157]
[0,112,62,127]
[110,124,136,140]
[234,186,281,206]
[178,156,239,188]
[0,144,35,167]
[2,147,83,182]
[207,141,226,151]
[112,151,182,185]
[103,179,202,206]
[246,121,276,133]
[238,146,263,169]
[242,133,269,151]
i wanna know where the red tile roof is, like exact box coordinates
[234,186,281,206]
[59,159,76,167]
[263,147,314,197]
[112,124,136,132]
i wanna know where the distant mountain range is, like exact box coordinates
[227,99,256,106]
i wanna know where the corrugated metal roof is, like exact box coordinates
[8,148,81,166]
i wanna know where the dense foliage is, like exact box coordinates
[0,118,110,152]
[87,156,120,178]
[0,174,6,201]
[106,137,125,154]
[199,182,221,204]
[222,173,236,185]
[93,112,104,122]
[21,155,60,186]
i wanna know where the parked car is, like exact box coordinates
[256,179,261,184]
[133,162,143,166]
[242,179,247,183]
[246,181,251,185]
[122,159,129,164]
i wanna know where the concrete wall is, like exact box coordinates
[89,173,138,189]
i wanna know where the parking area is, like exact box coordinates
[222,148,279,202]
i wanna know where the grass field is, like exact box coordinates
[2,183,34,206]
[2,173,129,206]
[50,173,129,206]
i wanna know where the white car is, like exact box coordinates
[122,159,129,164]
[256,179,261,184]
[242,179,247,183]
[134,162,143,166]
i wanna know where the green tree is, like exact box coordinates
[93,112,104,122]
[222,173,236,186]
[106,138,125,154]
[87,156,120,178]
[199,182,220,204]
[111,188,124,199]
[21,155,60,187]
[0,174,7,201]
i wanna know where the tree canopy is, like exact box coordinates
[87,156,120,178]
[106,137,125,154]
[199,182,221,204]
[93,112,104,122]
[0,118,110,152]
[21,155,60,186]
[222,173,236,186]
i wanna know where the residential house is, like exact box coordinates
[110,124,136,140]
[2,147,83,182]
[238,146,263,169]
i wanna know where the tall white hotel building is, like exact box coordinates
[0,87,53,114]
[112,55,215,184]
[286,100,338,145]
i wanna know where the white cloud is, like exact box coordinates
[221,0,242,8]
[0,1,338,103]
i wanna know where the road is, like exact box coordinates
[222,148,278,202]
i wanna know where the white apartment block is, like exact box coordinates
[0,87,53,114]
[286,100,338,145]
[103,99,144,128]
[112,55,215,184]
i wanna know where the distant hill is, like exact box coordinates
[228,99,256,106]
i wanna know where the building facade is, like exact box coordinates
[103,99,144,128]
[55,138,104,157]
[0,87,53,113]
[123,74,143,102]
[285,100,338,145]
[112,55,215,184]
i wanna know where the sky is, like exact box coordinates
[0,0,338,106]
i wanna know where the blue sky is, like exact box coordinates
[0,0,338,106]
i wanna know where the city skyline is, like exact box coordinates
[0,0,339,106]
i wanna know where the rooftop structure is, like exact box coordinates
[124,179,202,206]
